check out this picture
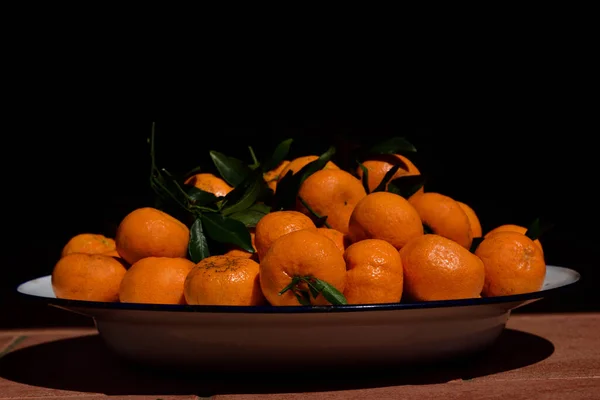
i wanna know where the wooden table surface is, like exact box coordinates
[0,313,598,399]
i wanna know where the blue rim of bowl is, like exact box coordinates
[17,266,581,314]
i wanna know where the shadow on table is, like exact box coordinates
[0,328,554,396]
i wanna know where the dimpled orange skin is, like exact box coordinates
[315,227,348,254]
[457,201,483,238]
[115,207,190,265]
[277,155,340,182]
[409,192,473,250]
[184,255,266,306]
[399,234,485,301]
[263,160,291,192]
[297,169,367,235]
[119,257,195,305]
[184,173,233,197]
[485,224,544,256]
[61,233,117,257]
[254,210,317,261]
[356,154,423,194]
[348,191,424,250]
[52,253,127,302]
[259,229,347,306]
[475,231,546,297]
[343,239,404,305]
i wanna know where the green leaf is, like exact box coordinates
[369,137,417,155]
[525,217,554,241]
[186,186,219,206]
[307,281,320,298]
[228,203,271,227]
[183,165,203,179]
[279,275,346,306]
[262,138,294,172]
[209,150,252,187]
[188,218,210,262]
[248,146,260,170]
[270,170,295,210]
[247,202,271,214]
[295,290,311,305]
[372,164,402,193]
[148,125,214,219]
[298,146,336,183]
[271,146,336,211]
[150,169,188,212]
[308,277,347,305]
[469,237,485,253]
[357,162,370,194]
[221,170,267,216]
[387,175,426,198]
[298,196,331,228]
[148,125,186,211]
[278,276,300,296]
[200,212,254,252]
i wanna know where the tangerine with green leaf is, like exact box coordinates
[115,207,190,265]
[263,160,290,192]
[475,230,546,297]
[277,155,339,182]
[209,150,253,188]
[270,147,337,213]
[184,255,266,306]
[296,169,367,235]
[223,228,258,260]
[259,228,347,306]
[356,154,423,194]
[184,172,233,198]
[485,224,543,255]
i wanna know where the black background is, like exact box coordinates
[2,108,597,328]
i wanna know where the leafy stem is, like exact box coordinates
[525,217,554,241]
[150,174,187,211]
[278,276,347,306]
[372,164,402,193]
[182,165,203,180]
[369,136,417,155]
[262,138,293,173]
[149,123,190,212]
[357,161,370,194]
[387,175,426,199]
[298,196,331,228]
[248,146,260,169]
[148,123,260,262]
[271,146,336,211]
[161,168,194,201]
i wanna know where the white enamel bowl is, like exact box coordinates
[17,265,580,371]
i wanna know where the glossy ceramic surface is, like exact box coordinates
[17,265,580,370]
